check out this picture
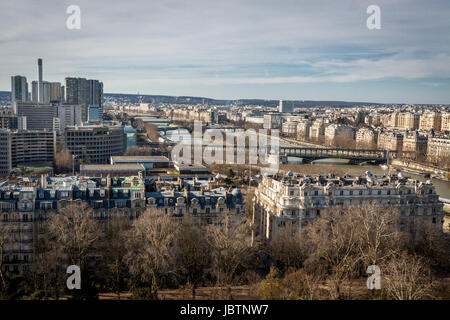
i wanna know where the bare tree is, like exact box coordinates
[302,208,362,299]
[0,216,13,296]
[267,224,305,273]
[54,148,73,173]
[102,211,131,299]
[382,252,433,300]
[355,205,402,267]
[175,216,210,299]
[47,202,102,269]
[125,211,179,299]
[144,123,160,142]
[207,214,252,299]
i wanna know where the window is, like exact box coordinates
[193,208,197,215]
[349,191,353,195]
[314,191,318,196]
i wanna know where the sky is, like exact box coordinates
[1,0,450,104]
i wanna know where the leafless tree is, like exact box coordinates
[32,217,66,299]
[47,202,102,269]
[266,224,305,273]
[382,252,433,300]
[125,211,179,299]
[0,216,14,296]
[207,214,252,299]
[101,211,131,299]
[175,216,210,299]
[302,208,362,299]
[144,123,160,142]
[54,148,73,173]
[354,205,403,267]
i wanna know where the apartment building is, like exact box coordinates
[427,135,450,166]
[253,173,445,241]
[419,112,442,131]
[309,121,326,140]
[281,121,298,136]
[296,121,311,140]
[441,112,450,132]
[402,131,428,158]
[324,124,354,146]
[396,112,420,130]
[263,114,283,130]
[377,131,403,151]
[356,128,378,148]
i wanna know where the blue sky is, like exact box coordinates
[1,0,450,103]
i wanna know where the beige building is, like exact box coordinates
[296,121,311,140]
[402,131,428,159]
[441,112,450,132]
[356,128,378,148]
[419,112,442,131]
[281,121,298,136]
[397,113,420,130]
[427,136,450,167]
[309,121,326,140]
[324,124,354,146]
[377,131,403,151]
[253,173,445,241]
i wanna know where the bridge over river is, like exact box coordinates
[279,147,398,164]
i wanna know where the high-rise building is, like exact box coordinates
[31,81,38,103]
[65,77,88,120]
[50,82,62,102]
[65,78,103,122]
[10,76,28,107]
[87,80,103,108]
[278,100,285,113]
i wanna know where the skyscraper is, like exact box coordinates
[11,75,28,107]
[87,79,103,107]
[65,77,103,122]
[50,82,62,102]
[65,77,88,121]
[278,100,285,113]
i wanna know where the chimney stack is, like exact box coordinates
[38,58,43,103]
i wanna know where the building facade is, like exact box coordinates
[64,124,126,164]
[253,173,445,241]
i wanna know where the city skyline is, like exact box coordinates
[0,0,449,104]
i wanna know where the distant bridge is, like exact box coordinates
[279,147,397,164]
[189,145,399,165]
